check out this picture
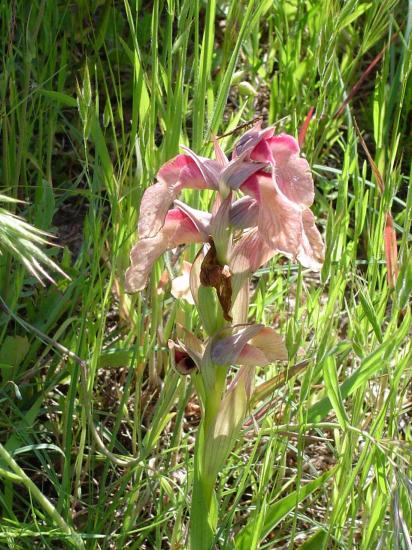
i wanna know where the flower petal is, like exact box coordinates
[211,324,264,365]
[157,153,213,189]
[231,280,250,325]
[220,155,267,190]
[230,229,273,325]
[230,196,259,229]
[174,200,212,236]
[267,134,315,207]
[168,340,198,374]
[233,123,275,158]
[230,229,274,289]
[171,274,191,300]
[237,130,315,208]
[248,327,288,362]
[234,344,270,367]
[211,324,287,367]
[213,136,229,167]
[168,326,204,373]
[125,209,205,293]
[209,193,233,264]
[139,154,216,239]
[179,146,221,188]
[241,171,303,260]
[177,324,204,357]
[297,208,325,271]
[171,261,195,304]
[189,246,206,306]
[247,137,274,164]
[137,181,175,240]
[231,180,324,276]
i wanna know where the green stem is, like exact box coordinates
[190,364,227,549]
[204,365,227,430]
[190,421,217,550]
[191,183,233,547]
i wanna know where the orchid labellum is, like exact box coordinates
[125,122,325,550]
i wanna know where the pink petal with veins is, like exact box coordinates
[179,147,221,188]
[139,154,217,240]
[248,327,288,362]
[235,344,269,367]
[268,133,300,155]
[211,324,264,365]
[242,171,303,259]
[297,208,325,271]
[229,196,259,230]
[126,209,206,293]
[234,170,324,274]
[230,229,273,324]
[221,155,267,190]
[211,325,287,367]
[267,135,315,207]
[157,153,215,189]
[249,138,274,164]
[240,132,315,208]
[174,200,212,235]
[213,137,229,167]
[233,123,275,158]
[138,182,176,240]
[230,228,274,284]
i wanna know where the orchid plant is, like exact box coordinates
[125,123,325,549]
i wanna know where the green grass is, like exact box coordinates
[0,0,411,548]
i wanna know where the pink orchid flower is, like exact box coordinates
[126,125,324,306]
[228,124,324,296]
[126,143,266,294]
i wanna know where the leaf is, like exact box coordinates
[197,285,224,336]
[299,528,328,549]
[97,348,139,368]
[34,179,56,231]
[235,468,335,549]
[0,336,29,369]
[39,90,77,107]
[358,289,383,342]
[12,443,65,457]
[308,310,411,423]
[251,361,308,406]
[203,367,251,482]
[322,356,349,429]
[396,249,412,310]
[338,2,372,29]
[209,0,264,136]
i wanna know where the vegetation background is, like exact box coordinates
[0,0,411,548]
